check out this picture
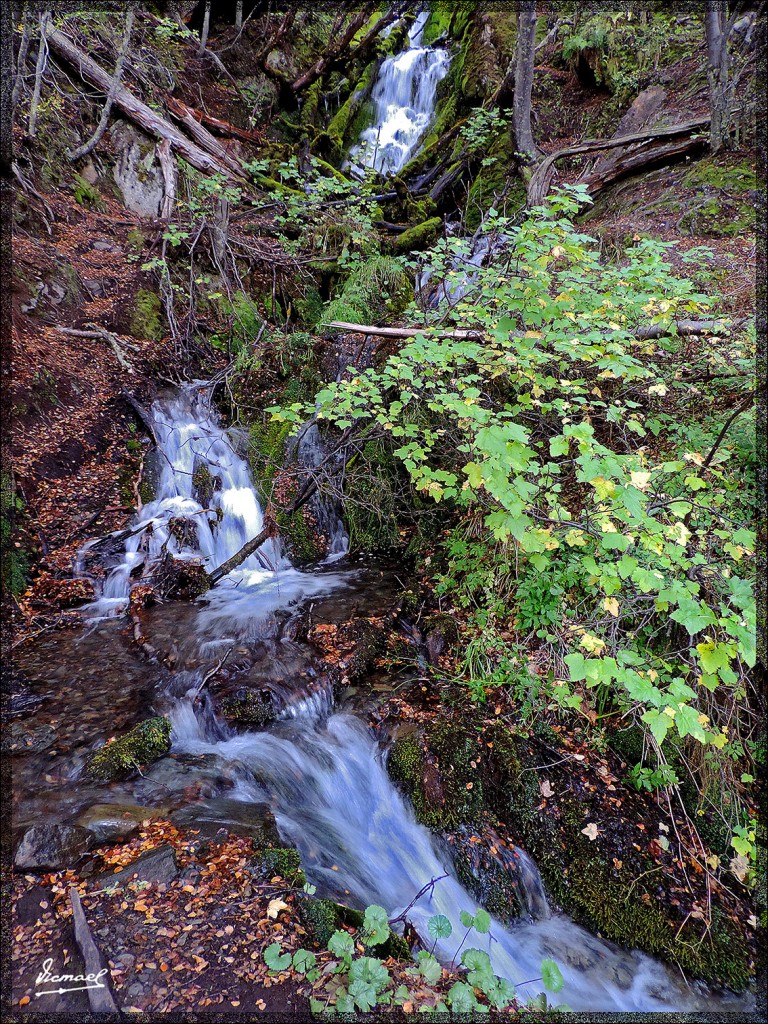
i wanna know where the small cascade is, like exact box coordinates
[84,384,349,618]
[348,11,451,177]
[172,709,732,1013]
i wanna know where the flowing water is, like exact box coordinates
[9,24,752,1015]
[16,386,736,1012]
[347,11,451,177]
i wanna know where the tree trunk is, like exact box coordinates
[705,4,727,153]
[235,1,243,31]
[512,2,540,164]
[12,7,32,109]
[198,0,211,55]
[27,10,50,138]
[156,137,177,220]
[45,26,247,181]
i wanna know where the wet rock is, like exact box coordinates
[75,802,158,844]
[82,277,108,298]
[103,843,178,886]
[2,720,57,754]
[171,798,281,846]
[84,717,172,782]
[132,751,238,805]
[337,618,385,682]
[15,824,94,872]
[219,687,276,727]
[191,457,221,509]
[15,885,54,925]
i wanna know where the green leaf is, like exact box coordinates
[541,958,564,994]
[328,930,354,962]
[349,956,389,993]
[264,942,291,971]
[641,709,672,746]
[336,988,355,1013]
[293,949,317,974]
[416,951,442,984]
[447,981,478,1012]
[674,703,707,743]
[462,948,493,977]
[427,914,452,940]
[473,908,491,934]
[670,599,717,635]
[459,909,475,929]
[362,904,390,946]
[349,978,377,1012]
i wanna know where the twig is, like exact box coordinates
[388,873,448,926]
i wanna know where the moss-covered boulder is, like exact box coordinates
[84,717,172,782]
[130,288,164,341]
[423,613,459,665]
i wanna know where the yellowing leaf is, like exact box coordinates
[267,899,289,919]
[580,634,606,653]
[524,330,543,338]
[603,597,620,617]
[630,471,651,490]
[581,823,600,841]
[705,854,720,870]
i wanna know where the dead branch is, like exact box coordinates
[208,520,278,584]
[68,8,134,161]
[68,887,119,1013]
[346,10,400,62]
[323,319,733,341]
[165,95,264,144]
[527,115,711,207]
[12,10,33,109]
[45,25,248,181]
[291,7,375,93]
[28,10,51,138]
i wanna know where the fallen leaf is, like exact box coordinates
[581,823,600,841]
[267,898,289,919]
[540,780,554,798]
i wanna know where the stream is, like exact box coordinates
[10,384,749,1013]
[8,13,753,1015]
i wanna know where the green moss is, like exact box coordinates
[130,288,164,342]
[72,174,104,209]
[326,60,380,160]
[325,254,413,325]
[257,847,305,885]
[85,717,171,781]
[343,440,402,552]
[1,473,28,597]
[390,217,442,254]
[220,688,276,726]
[299,896,342,947]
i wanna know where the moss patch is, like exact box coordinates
[130,288,164,342]
[85,717,171,781]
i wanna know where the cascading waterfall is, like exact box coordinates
[84,384,348,619]
[348,11,451,177]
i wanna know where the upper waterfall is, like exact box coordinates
[348,11,451,177]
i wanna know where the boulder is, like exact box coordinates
[109,121,165,218]
[84,717,172,782]
[170,798,281,846]
[15,824,94,871]
[103,843,178,886]
[75,802,159,844]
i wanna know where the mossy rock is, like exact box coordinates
[130,288,164,342]
[423,613,459,664]
[390,217,442,254]
[84,717,172,782]
[255,847,305,886]
[219,687,276,727]
[298,895,410,960]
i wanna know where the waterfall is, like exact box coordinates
[348,11,451,177]
[84,384,348,617]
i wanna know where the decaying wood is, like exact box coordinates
[120,388,158,443]
[323,319,732,341]
[208,521,277,584]
[68,887,119,1013]
[68,8,135,161]
[45,26,247,181]
[164,97,247,180]
[527,115,711,207]
[165,95,264,144]
[55,325,138,372]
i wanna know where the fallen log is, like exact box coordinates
[322,319,733,341]
[527,115,710,207]
[68,887,120,1013]
[291,7,375,93]
[45,26,247,181]
[165,96,264,144]
[208,521,277,584]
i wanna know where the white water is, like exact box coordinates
[170,706,742,1013]
[348,11,451,177]
[86,384,348,619]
